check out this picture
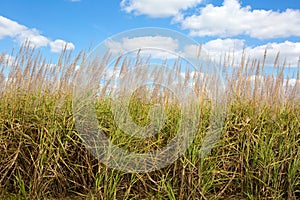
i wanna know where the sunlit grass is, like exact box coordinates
[0,43,299,199]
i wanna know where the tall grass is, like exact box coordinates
[0,43,299,199]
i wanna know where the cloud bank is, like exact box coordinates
[0,16,75,53]
[202,39,300,67]
[179,0,300,39]
[105,36,180,59]
[121,0,300,39]
[120,0,300,66]
[105,36,299,67]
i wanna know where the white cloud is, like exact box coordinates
[201,38,300,67]
[105,36,180,59]
[105,36,299,67]
[203,38,245,53]
[0,16,26,38]
[183,44,211,62]
[178,0,300,39]
[245,41,300,67]
[122,36,179,50]
[0,16,50,48]
[120,0,300,39]
[120,0,203,18]
[50,39,75,53]
[16,29,50,48]
[0,16,75,52]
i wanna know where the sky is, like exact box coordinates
[0,0,299,69]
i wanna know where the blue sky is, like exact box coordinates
[0,0,299,68]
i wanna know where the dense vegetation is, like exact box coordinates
[0,44,299,199]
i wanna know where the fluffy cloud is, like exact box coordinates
[179,0,300,39]
[104,36,299,67]
[201,38,300,67]
[182,44,210,62]
[0,16,26,38]
[120,0,300,39]
[105,36,180,59]
[203,38,245,53]
[121,36,179,50]
[0,16,75,53]
[245,41,300,67]
[50,39,75,53]
[16,29,50,48]
[120,0,203,18]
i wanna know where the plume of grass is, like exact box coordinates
[0,43,299,199]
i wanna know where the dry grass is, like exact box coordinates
[0,43,299,199]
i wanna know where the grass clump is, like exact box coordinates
[0,44,299,199]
